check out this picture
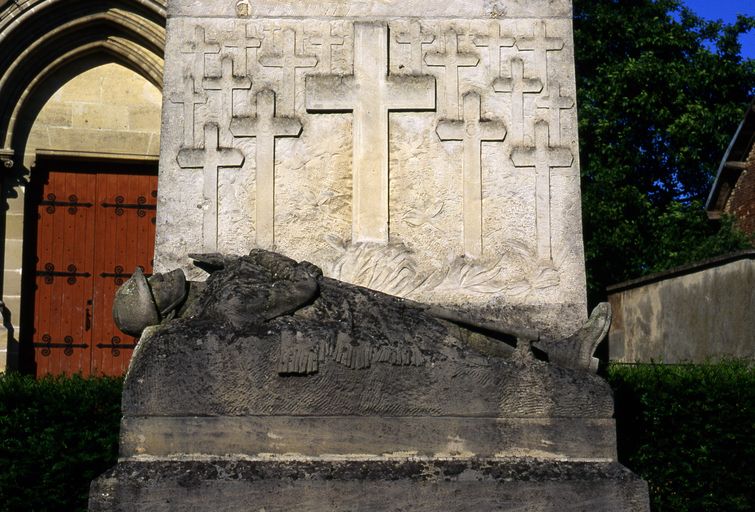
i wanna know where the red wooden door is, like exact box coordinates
[30,165,157,377]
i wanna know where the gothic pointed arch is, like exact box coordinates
[0,0,166,159]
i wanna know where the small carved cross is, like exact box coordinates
[181,26,220,80]
[223,23,262,76]
[536,81,574,146]
[259,29,318,115]
[424,30,479,119]
[515,21,563,91]
[170,75,207,147]
[473,22,515,78]
[493,58,543,143]
[202,57,252,131]
[230,90,303,249]
[510,120,573,261]
[436,92,506,258]
[176,123,245,252]
[395,21,435,73]
[308,25,344,73]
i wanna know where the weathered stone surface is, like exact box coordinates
[89,459,650,511]
[124,251,612,421]
[92,250,648,509]
[155,0,587,338]
[120,416,618,461]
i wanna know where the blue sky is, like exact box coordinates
[682,0,755,59]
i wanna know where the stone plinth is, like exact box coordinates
[90,460,649,511]
[155,0,587,338]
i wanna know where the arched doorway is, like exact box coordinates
[0,1,166,375]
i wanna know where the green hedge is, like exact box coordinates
[0,373,122,512]
[1,364,752,511]
[608,361,755,512]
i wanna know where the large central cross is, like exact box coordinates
[306,23,436,243]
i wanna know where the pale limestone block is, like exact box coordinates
[58,75,102,103]
[1,297,20,321]
[35,103,73,128]
[4,193,24,215]
[72,103,130,131]
[146,133,161,156]
[128,104,163,132]
[156,1,586,336]
[22,62,162,160]
[2,269,22,296]
[22,128,51,156]
[3,239,23,271]
[46,127,153,155]
[3,213,24,239]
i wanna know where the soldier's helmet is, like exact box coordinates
[112,267,159,336]
[112,267,189,337]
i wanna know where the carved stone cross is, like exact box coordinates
[424,30,479,119]
[473,22,515,78]
[305,23,435,243]
[510,120,573,261]
[308,26,344,73]
[536,81,574,145]
[493,58,543,143]
[259,29,317,115]
[230,90,303,250]
[222,24,262,76]
[516,21,564,91]
[181,26,220,80]
[395,21,435,73]
[202,57,251,132]
[170,75,207,146]
[436,92,506,258]
[176,123,245,252]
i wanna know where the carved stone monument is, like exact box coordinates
[89,1,651,509]
[155,0,589,339]
[90,250,649,510]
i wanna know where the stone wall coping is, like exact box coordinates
[606,249,755,294]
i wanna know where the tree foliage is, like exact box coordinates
[573,0,754,303]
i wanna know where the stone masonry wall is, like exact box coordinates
[725,141,755,237]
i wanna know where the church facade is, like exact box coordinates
[0,0,166,375]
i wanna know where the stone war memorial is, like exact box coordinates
[89,0,650,510]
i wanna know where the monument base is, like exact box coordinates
[90,459,649,511]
